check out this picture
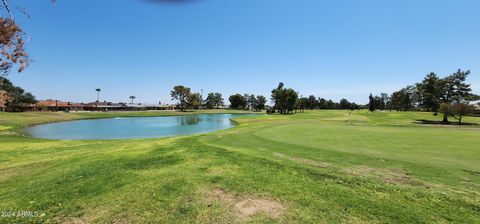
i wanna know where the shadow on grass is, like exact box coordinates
[415,120,479,126]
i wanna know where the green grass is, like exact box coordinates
[0,110,479,223]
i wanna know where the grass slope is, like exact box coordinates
[0,110,479,223]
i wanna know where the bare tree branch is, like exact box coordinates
[1,0,14,20]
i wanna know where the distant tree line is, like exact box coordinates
[170,85,224,111]
[368,69,479,124]
[271,82,361,114]
[170,83,362,114]
[228,93,267,112]
[297,96,360,111]
[268,82,361,114]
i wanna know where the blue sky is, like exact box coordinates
[7,0,480,104]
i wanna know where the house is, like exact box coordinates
[125,103,147,111]
[142,104,177,111]
[84,102,127,111]
[69,103,87,112]
[34,100,86,112]
[22,100,179,112]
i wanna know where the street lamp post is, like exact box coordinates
[95,88,101,111]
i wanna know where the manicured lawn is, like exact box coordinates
[0,110,479,223]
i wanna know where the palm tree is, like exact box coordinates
[129,96,136,104]
[95,88,101,102]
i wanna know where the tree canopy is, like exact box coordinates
[186,92,201,109]
[229,94,246,110]
[0,76,36,111]
[271,82,298,114]
[170,85,191,111]
[371,69,478,124]
[205,93,224,109]
[253,95,267,112]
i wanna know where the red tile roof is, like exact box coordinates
[36,100,79,107]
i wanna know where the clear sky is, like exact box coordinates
[7,0,480,104]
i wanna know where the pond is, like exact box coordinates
[24,114,254,140]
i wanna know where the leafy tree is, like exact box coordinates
[297,97,308,112]
[229,94,246,109]
[6,88,35,111]
[439,70,473,123]
[0,77,36,111]
[368,94,375,112]
[390,86,416,111]
[170,85,191,111]
[318,98,327,109]
[390,90,402,111]
[253,95,267,112]
[129,96,136,104]
[271,82,284,113]
[271,82,298,114]
[416,72,441,112]
[451,103,474,125]
[325,99,335,109]
[187,92,201,109]
[305,95,318,110]
[372,96,382,111]
[383,93,393,111]
[205,92,224,109]
[339,98,351,110]
[374,69,475,122]
[379,93,389,111]
[284,88,298,114]
[350,102,359,110]
[439,103,453,122]
[246,94,256,110]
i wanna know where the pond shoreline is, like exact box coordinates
[23,113,259,140]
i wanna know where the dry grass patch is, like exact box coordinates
[56,216,92,224]
[346,165,423,186]
[205,188,285,221]
[274,152,329,168]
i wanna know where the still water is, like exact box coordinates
[25,114,253,140]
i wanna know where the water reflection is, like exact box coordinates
[179,116,200,125]
[25,114,255,140]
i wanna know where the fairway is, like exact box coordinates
[1,110,479,223]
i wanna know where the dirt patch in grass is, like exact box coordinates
[346,165,423,186]
[59,217,92,224]
[205,188,285,221]
[234,199,284,220]
[274,152,329,168]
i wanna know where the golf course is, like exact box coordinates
[1,110,479,223]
